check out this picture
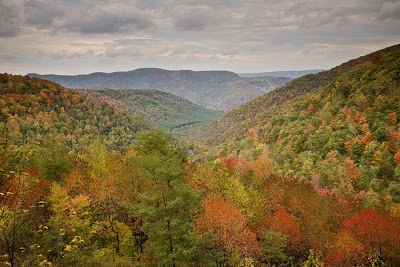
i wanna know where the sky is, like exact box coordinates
[0,0,399,75]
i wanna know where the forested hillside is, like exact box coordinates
[1,45,400,267]
[238,69,324,78]
[195,44,400,206]
[80,89,220,132]
[0,74,147,151]
[28,69,291,111]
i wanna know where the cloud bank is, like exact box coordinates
[0,0,399,74]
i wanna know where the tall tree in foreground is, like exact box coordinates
[132,130,203,266]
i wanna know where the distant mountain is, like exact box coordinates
[193,44,400,196]
[238,69,324,79]
[80,89,221,133]
[27,68,291,111]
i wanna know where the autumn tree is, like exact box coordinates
[194,196,260,264]
[342,209,400,265]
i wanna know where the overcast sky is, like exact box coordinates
[0,0,399,75]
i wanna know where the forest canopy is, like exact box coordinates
[1,44,400,266]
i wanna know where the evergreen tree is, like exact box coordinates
[133,130,203,266]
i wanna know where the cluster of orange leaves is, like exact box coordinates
[194,196,260,256]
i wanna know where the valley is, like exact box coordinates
[1,44,399,267]
[79,88,221,133]
[28,69,291,111]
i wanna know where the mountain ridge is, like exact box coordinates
[27,68,291,111]
[191,44,400,200]
[195,44,400,143]
[238,69,324,78]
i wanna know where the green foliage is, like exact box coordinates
[302,250,324,267]
[81,89,221,133]
[132,130,203,265]
[259,230,289,264]
[196,44,400,203]
[31,138,72,182]
[29,69,291,111]
[2,45,400,267]
[0,73,148,152]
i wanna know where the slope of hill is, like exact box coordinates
[238,69,324,78]
[194,44,400,201]
[0,73,148,151]
[27,69,292,111]
[80,89,221,132]
[2,46,400,267]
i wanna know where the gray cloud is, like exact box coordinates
[105,47,144,58]
[0,0,399,75]
[60,2,154,34]
[379,1,400,20]
[1,0,155,36]
[280,2,357,28]
[172,5,224,31]
[0,0,22,37]
[24,0,64,27]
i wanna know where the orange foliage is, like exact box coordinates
[240,153,274,179]
[65,169,88,196]
[388,129,399,152]
[360,131,372,145]
[344,140,354,154]
[88,174,118,202]
[354,111,367,125]
[195,196,260,256]
[395,151,400,165]
[342,107,350,119]
[71,94,80,105]
[324,231,364,267]
[344,158,359,184]
[388,112,397,123]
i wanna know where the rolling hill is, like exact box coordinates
[2,46,400,267]
[238,69,324,78]
[194,44,400,200]
[80,89,221,132]
[27,69,291,111]
[0,73,149,151]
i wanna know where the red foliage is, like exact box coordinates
[23,166,41,177]
[0,175,49,210]
[342,209,400,261]
[194,196,260,256]
[222,156,240,173]
[21,179,50,209]
[269,207,302,245]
